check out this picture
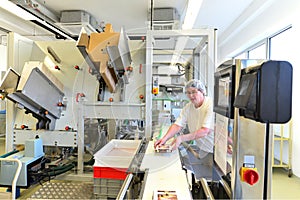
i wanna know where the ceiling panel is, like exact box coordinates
[35,0,254,36]
[2,0,256,40]
[194,0,254,34]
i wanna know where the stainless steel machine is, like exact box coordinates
[0,24,217,199]
[3,23,291,199]
[0,24,147,187]
[211,59,293,199]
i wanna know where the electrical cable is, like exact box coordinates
[29,162,76,185]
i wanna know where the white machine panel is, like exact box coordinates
[14,130,77,147]
[83,102,145,119]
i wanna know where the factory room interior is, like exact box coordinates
[0,0,300,199]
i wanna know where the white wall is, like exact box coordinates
[0,35,7,111]
[0,42,7,71]
[217,0,300,177]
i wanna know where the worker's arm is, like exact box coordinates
[171,126,212,149]
[154,124,182,148]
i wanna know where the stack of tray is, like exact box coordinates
[93,139,140,199]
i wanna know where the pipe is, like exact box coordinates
[117,173,134,200]
[200,178,215,200]
[219,178,232,198]
[0,149,19,158]
[150,0,153,30]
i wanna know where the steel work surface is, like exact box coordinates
[140,141,192,200]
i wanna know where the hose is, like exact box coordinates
[30,163,75,178]
[47,163,75,176]
[72,157,95,166]
[0,150,19,158]
[50,162,76,171]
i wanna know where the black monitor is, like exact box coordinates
[233,70,258,120]
[234,60,292,123]
[214,64,236,119]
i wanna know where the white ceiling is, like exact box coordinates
[33,0,254,37]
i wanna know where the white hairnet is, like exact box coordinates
[185,79,206,95]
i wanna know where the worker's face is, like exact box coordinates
[186,87,204,107]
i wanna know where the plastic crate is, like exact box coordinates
[93,139,141,179]
[93,166,127,180]
[93,178,124,199]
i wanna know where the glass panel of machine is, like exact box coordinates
[213,64,235,119]
[233,72,257,109]
[217,76,230,107]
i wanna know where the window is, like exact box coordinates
[248,43,267,59]
[269,27,293,60]
[233,26,292,61]
[233,41,267,60]
[235,52,247,59]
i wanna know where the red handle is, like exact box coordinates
[244,169,259,185]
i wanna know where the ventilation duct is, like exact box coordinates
[9,0,73,40]
[56,10,101,37]
[149,8,181,30]
[8,1,100,39]
[9,0,59,23]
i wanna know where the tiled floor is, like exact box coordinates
[1,137,300,199]
[0,137,5,156]
[272,167,300,199]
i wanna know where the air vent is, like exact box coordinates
[149,8,181,30]
[56,10,100,36]
[153,21,180,30]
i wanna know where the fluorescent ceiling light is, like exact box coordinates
[0,0,38,20]
[169,0,203,66]
[0,0,72,40]
[182,0,203,29]
[170,36,189,66]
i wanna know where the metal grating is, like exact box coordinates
[28,181,93,199]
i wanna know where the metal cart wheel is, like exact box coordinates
[288,169,293,177]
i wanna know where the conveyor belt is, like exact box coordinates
[140,141,192,200]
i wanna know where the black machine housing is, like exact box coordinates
[214,63,236,119]
[234,60,293,123]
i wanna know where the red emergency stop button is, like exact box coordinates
[244,169,259,185]
[240,167,259,185]
[152,88,158,95]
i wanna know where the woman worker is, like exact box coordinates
[154,79,214,178]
